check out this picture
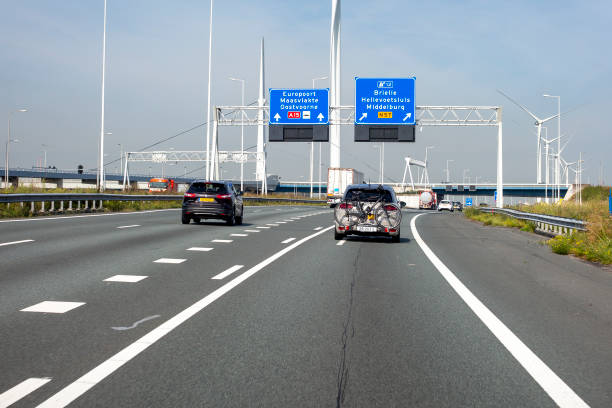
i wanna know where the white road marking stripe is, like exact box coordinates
[0,377,51,408]
[266,223,279,226]
[104,275,148,283]
[314,227,323,230]
[336,240,346,246]
[256,226,270,229]
[116,225,140,229]
[153,258,186,264]
[212,239,233,243]
[281,238,296,244]
[0,208,180,224]
[21,301,85,314]
[244,229,260,233]
[0,239,34,247]
[186,247,213,252]
[410,214,589,408]
[230,234,248,237]
[211,265,244,280]
[35,225,334,408]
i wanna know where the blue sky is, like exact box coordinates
[1,0,611,184]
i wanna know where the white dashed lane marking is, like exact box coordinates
[281,238,296,244]
[21,301,85,314]
[153,258,186,264]
[256,226,270,229]
[0,377,52,407]
[230,234,248,237]
[0,239,34,247]
[336,240,347,246]
[212,239,233,243]
[187,247,213,252]
[314,227,323,230]
[116,225,140,229]
[267,224,279,226]
[244,230,260,233]
[104,275,148,283]
[211,265,244,280]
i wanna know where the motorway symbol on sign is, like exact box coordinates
[269,89,329,125]
[355,77,415,125]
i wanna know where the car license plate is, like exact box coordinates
[199,197,214,202]
[357,225,377,232]
[367,214,375,220]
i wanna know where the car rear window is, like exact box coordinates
[188,182,227,194]
[344,188,392,202]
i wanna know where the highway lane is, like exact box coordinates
[1,208,609,407]
[0,206,329,406]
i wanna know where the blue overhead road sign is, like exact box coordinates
[269,89,329,125]
[355,77,415,125]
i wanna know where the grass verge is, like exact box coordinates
[463,207,536,233]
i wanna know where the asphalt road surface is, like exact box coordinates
[1,207,611,407]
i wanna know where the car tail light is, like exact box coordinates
[216,194,232,200]
[383,205,398,211]
[384,227,389,233]
[184,193,196,199]
[339,203,352,209]
[390,229,397,233]
[344,226,349,231]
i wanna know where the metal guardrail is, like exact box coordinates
[478,207,587,235]
[0,193,326,213]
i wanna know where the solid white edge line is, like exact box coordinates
[410,214,589,408]
[211,265,244,280]
[35,225,334,408]
[0,208,180,223]
[0,239,35,247]
[0,377,52,408]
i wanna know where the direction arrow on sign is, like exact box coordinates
[358,113,367,121]
[317,113,324,122]
[274,113,281,122]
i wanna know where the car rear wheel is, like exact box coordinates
[181,214,190,224]
[391,232,400,243]
[235,206,243,225]
[226,211,235,226]
[334,230,343,240]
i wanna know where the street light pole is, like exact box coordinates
[5,109,27,191]
[446,159,454,183]
[205,0,214,180]
[228,77,245,191]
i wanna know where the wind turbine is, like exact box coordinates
[498,90,559,184]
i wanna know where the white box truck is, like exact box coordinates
[327,168,365,206]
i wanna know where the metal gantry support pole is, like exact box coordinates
[98,0,108,192]
[496,107,504,208]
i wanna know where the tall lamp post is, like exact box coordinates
[5,109,27,191]
[228,77,245,191]
[311,76,328,198]
[372,145,382,183]
[543,94,561,202]
[446,159,454,183]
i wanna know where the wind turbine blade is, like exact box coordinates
[541,113,559,123]
[497,89,540,122]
